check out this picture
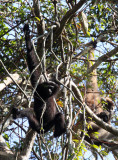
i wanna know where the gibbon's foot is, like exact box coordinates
[54,113,66,137]
[12,107,19,119]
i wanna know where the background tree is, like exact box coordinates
[0,0,118,159]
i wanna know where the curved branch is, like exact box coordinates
[0,73,22,92]
[85,104,118,136]
[54,0,88,39]
[87,46,118,74]
[0,16,34,39]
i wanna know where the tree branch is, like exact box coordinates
[0,135,14,160]
[54,0,87,39]
[0,73,22,92]
[18,129,37,160]
[71,81,118,137]
[0,59,28,100]
[87,46,118,74]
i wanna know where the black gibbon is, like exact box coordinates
[86,97,114,145]
[12,24,66,137]
[97,97,114,123]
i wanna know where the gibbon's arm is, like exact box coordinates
[23,24,40,88]
[12,108,41,132]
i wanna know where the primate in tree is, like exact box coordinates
[12,24,66,137]
[86,97,114,145]
[97,97,114,123]
[85,49,114,145]
[73,48,114,146]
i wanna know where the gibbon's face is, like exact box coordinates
[36,82,56,100]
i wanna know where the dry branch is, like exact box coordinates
[0,73,22,92]
[18,130,37,160]
[87,46,118,74]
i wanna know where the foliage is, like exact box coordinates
[0,0,118,160]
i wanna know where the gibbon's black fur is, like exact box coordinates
[12,24,66,137]
[97,97,114,123]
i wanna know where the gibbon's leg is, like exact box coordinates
[12,108,33,119]
[42,121,55,134]
[54,112,66,137]
[12,108,41,132]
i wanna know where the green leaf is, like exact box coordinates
[35,17,41,22]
